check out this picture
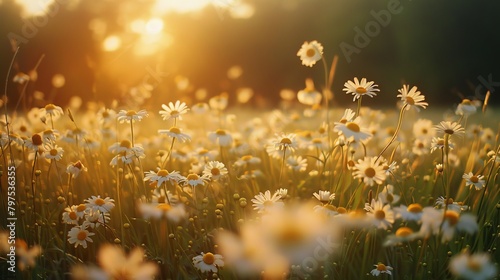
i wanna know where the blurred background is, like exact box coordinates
[1,0,499,111]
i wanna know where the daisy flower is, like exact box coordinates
[377,184,400,204]
[393,203,424,222]
[24,133,44,152]
[419,208,478,243]
[41,129,60,143]
[455,99,478,116]
[209,93,229,111]
[297,78,322,105]
[39,103,64,120]
[364,199,395,230]
[15,239,42,271]
[97,245,159,279]
[397,85,428,110]
[66,160,87,178]
[286,155,308,172]
[44,144,64,161]
[370,263,393,276]
[144,169,183,187]
[181,173,209,188]
[435,121,465,138]
[159,100,189,121]
[208,129,233,147]
[83,209,110,229]
[462,172,486,190]
[313,190,335,203]
[62,206,81,225]
[353,157,386,186]
[449,251,497,280]
[67,225,95,248]
[116,109,148,123]
[435,196,468,212]
[383,227,419,247]
[191,102,210,114]
[272,133,297,152]
[138,202,187,223]
[343,77,380,101]
[192,252,224,273]
[334,117,372,142]
[413,119,436,140]
[158,126,191,143]
[296,40,323,67]
[430,137,454,153]
[412,138,429,156]
[251,190,284,213]
[203,161,228,180]
[97,107,116,125]
[85,196,115,213]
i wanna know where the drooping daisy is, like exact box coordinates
[455,99,478,116]
[364,199,395,229]
[66,160,87,178]
[462,172,486,190]
[353,157,386,186]
[370,263,393,276]
[334,117,372,142]
[116,109,148,123]
[41,129,60,143]
[159,100,189,121]
[85,196,115,213]
[297,78,322,105]
[251,190,284,213]
[313,190,335,203]
[296,40,323,67]
[144,169,183,187]
[192,252,225,273]
[158,126,191,143]
[39,103,64,120]
[397,85,428,110]
[343,77,380,101]
[202,161,228,181]
[435,121,465,138]
[67,225,95,248]
[449,251,497,280]
[208,129,233,147]
[338,108,356,124]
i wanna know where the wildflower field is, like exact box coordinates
[1,36,500,280]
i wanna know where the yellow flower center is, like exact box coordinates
[203,252,215,265]
[50,149,58,156]
[337,207,347,214]
[444,211,459,226]
[306,48,316,57]
[32,134,43,146]
[211,168,221,176]
[76,204,86,212]
[461,99,472,106]
[467,259,482,272]
[120,140,132,149]
[407,203,423,213]
[73,161,83,169]
[45,104,56,111]
[324,204,337,212]
[278,224,305,246]
[444,129,454,135]
[395,227,413,237]
[346,122,360,133]
[470,176,479,183]
[422,128,428,134]
[374,210,386,220]
[215,129,226,136]
[157,169,169,177]
[170,110,179,116]
[187,174,199,181]
[156,203,172,212]
[405,96,415,105]
[169,127,181,134]
[69,211,78,220]
[126,110,137,117]
[376,263,387,271]
[364,167,376,178]
[95,198,106,206]
[280,138,292,145]
[77,230,88,241]
[355,87,367,94]
[241,155,252,161]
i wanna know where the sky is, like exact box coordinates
[1,0,500,110]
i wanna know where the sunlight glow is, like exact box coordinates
[15,0,55,16]
[145,18,164,34]
[102,35,122,52]
[153,0,237,14]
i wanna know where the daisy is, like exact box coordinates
[15,239,42,271]
[383,227,419,246]
[97,107,116,125]
[370,263,393,276]
[158,126,191,143]
[296,40,323,67]
[159,100,189,121]
[251,190,284,213]
[203,161,228,180]
[144,169,183,187]
[24,133,44,152]
[85,196,115,213]
[39,103,64,120]
[382,160,399,176]
[455,99,478,116]
[413,119,436,140]
[67,225,95,248]
[66,160,87,178]
[181,173,209,188]
[393,203,424,222]
[377,184,400,204]
[449,251,497,280]
[334,117,372,142]
[208,129,233,147]
[297,78,322,105]
[286,155,308,172]
[116,109,148,123]
[364,199,395,229]
[412,138,429,156]
[192,252,225,273]
[97,245,159,279]
[209,93,229,111]
[313,190,335,203]
[397,85,428,110]
[435,121,465,138]
[430,137,454,153]
[62,206,81,225]
[419,208,478,243]
[462,172,486,190]
[272,133,297,152]
[275,188,288,200]
[353,157,386,186]
[44,144,64,161]
[138,202,187,223]
[343,77,380,101]
[83,209,110,229]
[41,129,60,143]
[435,196,468,212]
[191,102,210,114]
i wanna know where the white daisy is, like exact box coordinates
[343,77,380,101]
[67,225,95,248]
[39,103,64,120]
[85,196,115,213]
[353,157,386,186]
[159,100,189,121]
[66,160,87,178]
[296,40,323,67]
[116,109,148,123]
[364,199,395,230]
[455,99,478,116]
[449,251,497,280]
[192,252,224,273]
[435,121,465,138]
[334,117,372,142]
[370,263,393,276]
[144,169,183,187]
[251,190,284,213]
[397,85,428,110]
[313,190,335,203]
[208,129,233,147]
[158,126,191,143]
[462,172,486,190]
[202,161,228,181]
